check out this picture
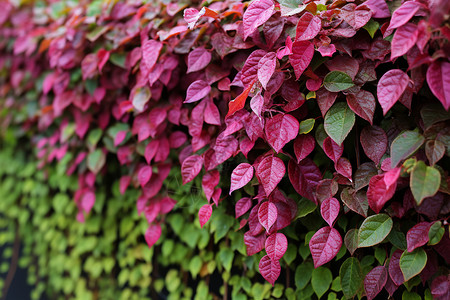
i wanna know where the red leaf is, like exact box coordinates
[388,250,404,286]
[242,50,267,88]
[293,134,315,163]
[244,231,266,256]
[341,188,369,217]
[365,0,390,18]
[320,197,340,227]
[336,157,353,181]
[227,80,255,118]
[309,226,342,268]
[198,204,212,228]
[431,275,450,300]
[377,69,410,115]
[187,47,211,73]
[295,12,321,41]
[364,266,388,300]
[360,125,388,165]
[426,60,450,110]
[181,155,203,184]
[258,52,277,90]
[346,90,376,124]
[243,0,275,40]
[391,23,418,60]
[265,233,288,260]
[367,168,400,213]
[387,1,423,31]
[258,201,278,232]
[145,140,159,164]
[142,40,163,71]
[316,87,338,116]
[406,222,432,252]
[119,175,131,195]
[236,197,253,218]
[290,41,315,80]
[288,158,322,203]
[145,224,161,248]
[265,114,299,153]
[138,165,153,187]
[340,4,372,30]
[316,179,339,203]
[202,170,220,202]
[259,255,281,286]
[230,163,254,194]
[323,136,344,164]
[256,156,285,196]
[184,80,211,103]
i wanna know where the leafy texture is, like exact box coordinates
[410,161,440,205]
[400,248,427,281]
[309,226,342,268]
[406,222,432,252]
[323,71,355,92]
[311,267,332,299]
[340,257,364,299]
[358,214,393,247]
[320,197,340,227]
[258,201,278,232]
[290,41,314,80]
[364,266,388,300]
[265,114,299,153]
[390,131,425,168]
[259,254,281,286]
[324,102,355,146]
[360,126,387,165]
[265,233,288,260]
[243,0,275,40]
[426,61,450,110]
[230,163,254,194]
[256,156,285,196]
[198,204,212,228]
[295,12,321,41]
[344,229,359,256]
[377,69,409,115]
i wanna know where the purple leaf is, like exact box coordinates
[230,163,254,194]
[320,197,340,227]
[198,204,213,228]
[346,90,376,124]
[431,275,450,300]
[336,157,353,182]
[377,69,410,115]
[241,50,267,88]
[181,155,203,184]
[316,179,339,203]
[265,233,288,260]
[391,23,418,60]
[145,224,161,248]
[265,114,299,153]
[293,134,315,163]
[259,254,281,286]
[142,40,163,71]
[256,156,285,196]
[258,52,277,90]
[309,226,342,268]
[288,158,322,204]
[187,47,211,73]
[389,250,404,286]
[138,165,153,187]
[323,136,344,164]
[258,201,278,232]
[244,231,266,256]
[364,266,388,300]
[316,87,338,116]
[243,0,275,40]
[236,197,253,218]
[295,12,321,41]
[387,1,423,31]
[365,0,390,18]
[406,222,432,252]
[360,125,388,165]
[81,191,95,213]
[184,80,211,103]
[426,60,450,110]
[290,41,315,80]
[340,4,372,30]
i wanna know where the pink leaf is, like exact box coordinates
[295,12,321,41]
[145,140,159,164]
[293,134,315,163]
[316,87,338,116]
[230,163,254,194]
[119,175,131,195]
[181,155,203,184]
[202,170,220,202]
[320,197,340,227]
[364,266,388,300]
[250,93,264,118]
[142,40,163,71]
[259,255,281,286]
[367,170,399,213]
[340,4,372,30]
[184,80,211,103]
[265,233,288,260]
[309,226,342,268]
[365,0,390,18]
[265,114,299,153]
[277,36,293,59]
[114,130,127,147]
[145,224,161,248]
[204,99,221,126]
[288,158,322,203]
[346,90,376,124]
[145,202,160,224]
[258,201,278,232]
[387,1,423,31]
[323,136,344,164]
[198,204,213,228]
[389,250,404,286]
[377,69,410,115]
[406,222,432,252]
[187,47,211,73]
[244,231,266,256]
[81,191,95,213]
[290,41,315,80]
[258,52,277,90]
[243,0,275,40]
[391,23,418,60]
[317,44,336,57]
[236,197,253,218]
[256,156,286,196]
[426,60,450,110]
[360,126,388,165]
[431,275,450,300]
[138,165,152,187]
[241,50,267,88]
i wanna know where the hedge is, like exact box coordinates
[0,0,449,299]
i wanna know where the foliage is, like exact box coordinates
[1,0,450,298]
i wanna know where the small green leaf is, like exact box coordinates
[324,102,355,146]
[387,229,407,250]
[294,197,316,219]
[339,257,363,299]
[410,161,440,205]
[402,290,421,300]
[358,214,393,248]
[295,262,313,290]
[428,221,444,245]
[390,131,425,168]
[299,118,315,134]
[344,229,359,255]
[363,19,379,38]
[323,71,355,92]
[189,256,202,278]
[399,248,427,281]
[218,248,234,272]
[87,149,105,174]
[306,91,316,99]
[311,267,332,299]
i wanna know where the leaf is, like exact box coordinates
[230,163,254,194]
[187,47,211,73]
[387,1,423,31]
[184,80,211,103]
[428,221,444,246]
[426,60,450,110]
[138,165,152,187]
[346,90,376,124]
[227,80,254,118]
[400,248,427,281]
[87,149,105,174]
[132,86,151,112]
[142,40,163,71]
[410,161,440,205]
[344,229,359,255]
[340,4,372,30]
[250,93,264,118]
[243,0,275,40]
[323,136,344,164]
[288,158,322,203]
[235,197,252,218]
[311,267,332,298]
[309,226,342,268]
[181,155,203,184]
[390,130,425,168]
[242,50,267,88]
[358,214,393,248]
[295,262,314,290]
[406,222,432,253]
[324,102,355,146]
[425,140,445,166]
[377,69,410,115]
[340,257,364,299]
[323,71,355,92]
[295,12,321,41]
[431,275,450,299]
[265,114,299,153]
[198,204,212,228]
[265,233,288,260]
[244,231,266,256]
[290,41,315,80]
[258,201,278,232]
[391,23,418,60]
[360,125,388,165]
[256,156,285,196]
[336,158,353,185]
[364,266,388,300]
[299,118,315,134]
[145,224,161,248]
[259,254,281,286]
[320,197,340,227]
[293,134,315,162]
[258,52,277,90]
[202,170,220,202]
[354,162,378,191]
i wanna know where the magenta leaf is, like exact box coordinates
[81,191,95,213]
[244,231,266,256]
[241,50,267,88]
[243,0,275,40]
[142,40,163,71]
[340,4,372,30]
[181,155,203,184]
[230,163,254,194]
[335,157,353,182]
[365,0,390,18]
[235,197,253,218]
[250,93,264,118]
[265,232,288,260]
[184,80,211,103]
[320,197,340,227]
[426,60,450,110]
[259,254,281,286]
[119,175,131,195]
[290,41,315,80]
[265,114,299,153]
[293,134,315,163]
[295,12,321,41]
[346,90,376,124]
[360,125,388,165]
[202,170,220,202]
[391,23,418,60]
[256,156,285,196]
[389,250,405,286]
[258,201,278,232]
[187,47,211,73]
[367,168,400,213]
[406,222,432,252]
[387,1,423,31]
[323,136,344,164]
[258,52,277,90]
[309,226,342,268]
[198,204,212,228]
[431,275,450,300]
[138,165,153,187]
[288,158,322,203]
[364,266,388,300]
[377,69,410,115]
[145,224,162,248]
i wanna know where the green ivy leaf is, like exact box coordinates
[311,267,332,299]
[410,161,440,205]
[324,102,355,146]
[390,131,425,168]
[358,214,393,248]
[339,257,363,299]
[218,248,234,272]
[323,71,355,92]
[399,248,427,281]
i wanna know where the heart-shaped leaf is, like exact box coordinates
[320,197,340,227]
[265,232,288,260]
[324,102,355,146]
[360,125,388,165]
[243,0,275,40]
[406,222,432,252]
[230,163,254,194]
[258,201,278,232]
[377,69,409,115]
[323,71,355,92]
[265,113,299,153]
[259,254,281,286]
[309,226,342,268]
[256,156,285,196]
[184,80,211,103]
[290,41,314,80]
[198,204,212,228]
[145,224,162,248]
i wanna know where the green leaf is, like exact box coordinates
[87,149,105,174]
[410,161,440,205]
[358,214,393,248]
[299,118,315,134]
[324,102,355,146]
[387,229,407,250]
[189,256,202,278]
[402,290,421,300]
[323,71,355,92]
[218,248,234,272]
[339,257,363,299]
[399,248,427,281]
[283,244,297,265]
[294,197,316,220]
[311,267,332,299]
[363,19,379,38]
[344,229,359,255]
[428,221,444,245]
[390,131,425,168]
[295,262,313,290]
